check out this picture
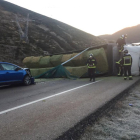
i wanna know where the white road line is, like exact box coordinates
[0,80,102,115]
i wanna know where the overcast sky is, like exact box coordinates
[5,0,140,36]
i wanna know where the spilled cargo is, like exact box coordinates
[23,47,109,78]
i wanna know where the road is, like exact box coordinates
[0,77,139,140]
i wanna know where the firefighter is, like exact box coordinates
[121,50,133,80]
[87,53,97,82]
[116,58,123,76]
[116,34,127,57]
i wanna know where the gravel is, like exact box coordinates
[79,82,140,140]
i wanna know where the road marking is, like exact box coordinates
[0,80,102,115]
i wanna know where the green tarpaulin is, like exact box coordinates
[34,65,78,79]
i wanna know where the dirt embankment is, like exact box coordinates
[0,1,106,65]
[0,44,43,66]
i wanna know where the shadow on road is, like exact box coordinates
[0,84,25,90]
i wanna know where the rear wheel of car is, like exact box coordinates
[23,75,31,86]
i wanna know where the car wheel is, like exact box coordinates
[23,75,31,86]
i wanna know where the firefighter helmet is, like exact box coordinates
[89,53,93,56]
[124,50,128,53]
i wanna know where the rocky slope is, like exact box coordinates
[0,1,107,66]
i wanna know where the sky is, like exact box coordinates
[5,0,140,36]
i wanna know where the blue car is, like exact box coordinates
[0,62,34,86]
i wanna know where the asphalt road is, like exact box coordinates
[0,77,139,140]
[0,78,97,112]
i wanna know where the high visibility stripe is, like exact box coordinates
[119,59,122,62]
[87,59,96,68]
[124,56,131,65]
[129,76,132,78]
[119,45,124,52]
[124,56,131,58]
[124,63,131,65]
[88,66,96,68]
[116,59,122,64]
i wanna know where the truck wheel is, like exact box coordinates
[23,75,31,86]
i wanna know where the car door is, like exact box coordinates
[0,64,8,84]
[1,63,24,83]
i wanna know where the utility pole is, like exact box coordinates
[15,14,34,43]
[15,14,25,42]
[25,14,29,43]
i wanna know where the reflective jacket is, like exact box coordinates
[87,57,97,68]
[121,54,132,66]
[116,37,126,52]
[116,59,122,66]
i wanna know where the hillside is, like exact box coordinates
[99,24,140,43]
[0,0,107,66]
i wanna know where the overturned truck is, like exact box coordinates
[23,45,112,78]
[23,42,140,78]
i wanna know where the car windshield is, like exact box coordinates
[1,64,17,70]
